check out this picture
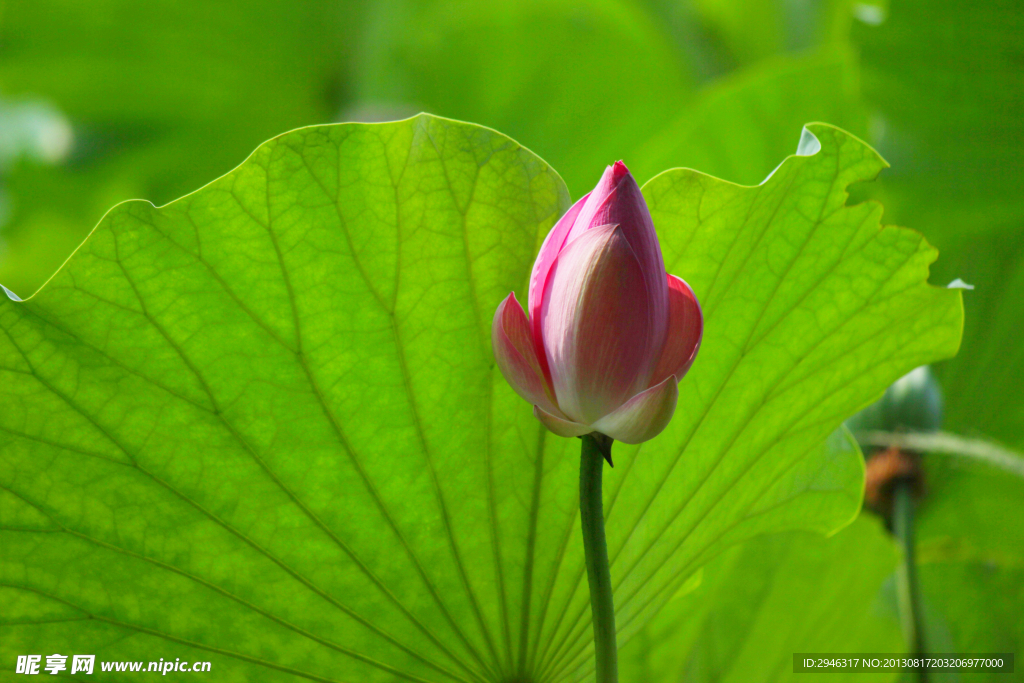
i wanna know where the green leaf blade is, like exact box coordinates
[620,511,904,683]
[1,117,961,682]
[1,115,570,683]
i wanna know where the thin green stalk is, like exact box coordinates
[893,481,927,683]
[858,431,1024,480]
[580,433,617,683]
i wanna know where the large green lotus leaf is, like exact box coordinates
[633,0,855,85]
[1,116,960,682]
[917,562,1024,683]
[911,453,1024,679]
[849,1,1024,666]
[619,509,902,683]
[854,0,1024,235]
[630,47,866,188]
[925,231,1024,450]
[0,0,357,297]
[852,0,1024,450]
[854,0,1024,657]
[917,453,1024,567]
[677,0,854,71]
[351,0,693,199]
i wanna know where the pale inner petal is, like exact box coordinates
[528,193,590,336]
[541,224,657,424]
[570,163,669,363]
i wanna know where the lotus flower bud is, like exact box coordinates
[846,365,944,436]
[492,161,702,445]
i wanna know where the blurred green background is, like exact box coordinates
[1,0,1021,679]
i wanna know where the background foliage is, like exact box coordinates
[0,0,1020,680]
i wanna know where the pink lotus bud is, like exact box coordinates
[492,161,702,445]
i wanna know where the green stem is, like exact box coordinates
[580,433,617,683]
[893,481,927,683]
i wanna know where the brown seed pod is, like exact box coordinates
[864,446,924,521]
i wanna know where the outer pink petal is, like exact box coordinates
[534,405,592,439]
[528,193,590,340]
[571,161,668,349]
[650,274,703,387]
[492,293,559,415]
[541,224,657,424]
[590,375,679,445]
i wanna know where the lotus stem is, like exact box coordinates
[579,433,617,683]
[893,481,927,683]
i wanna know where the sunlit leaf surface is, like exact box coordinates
[0,116,960,681]
[351,0,694,198]
[0,0,355,297]
[914,451,1024,678]
[853,0,1024,450]
[630,47,865,187]
[620,507,903,683]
